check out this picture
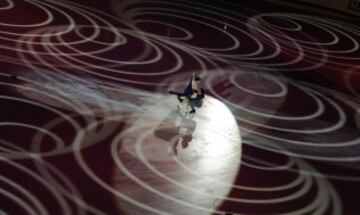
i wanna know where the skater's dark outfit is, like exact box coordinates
[169,74,205,114]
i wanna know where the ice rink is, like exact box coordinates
[0,0,360,214]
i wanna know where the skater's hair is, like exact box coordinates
[194,76,201,81]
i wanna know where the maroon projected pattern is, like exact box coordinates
[0,0,360,214]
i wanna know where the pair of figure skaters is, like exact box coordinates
[169,73,205,116]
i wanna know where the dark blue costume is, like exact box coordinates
[169,75,205,113]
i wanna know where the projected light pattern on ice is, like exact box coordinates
[0,0,359,214]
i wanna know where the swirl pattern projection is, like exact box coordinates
[0,0,360,214]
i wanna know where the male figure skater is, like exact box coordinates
[169,73,205,114]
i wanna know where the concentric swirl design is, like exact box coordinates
[0,0,360,214]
